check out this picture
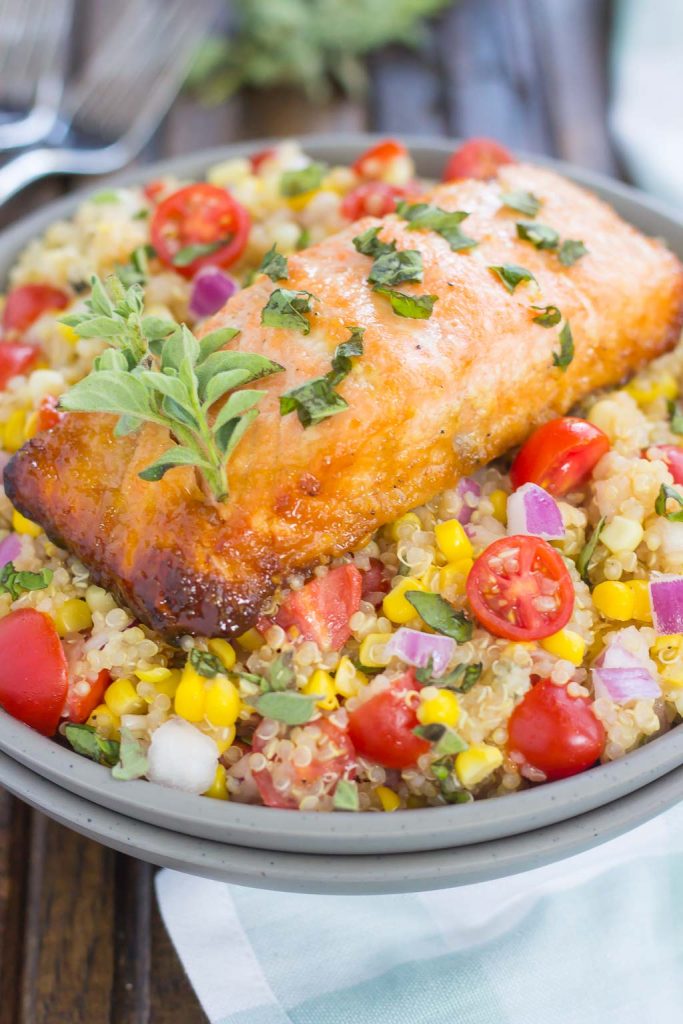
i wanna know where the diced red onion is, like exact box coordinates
[189,267,238,319]
[455,478,480,525]
[592,643,660,703]
[0,533,21,568]
[649,574,683,634]
[384,627,455,677]
[506,483,565,540]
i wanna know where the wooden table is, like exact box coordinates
[0,1,623,1019]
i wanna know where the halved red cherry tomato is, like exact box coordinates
[348,672,429,770]
[143,179,166,202]
[275,564,362,651]
[0,342,39,390]
[0,609,68,736]
[466,535,574,641]
[341,182,415,220]
[508,677,605,781]
[442,138,515,181]
[35,394,64,432]
[2,283,69,335]
[252,718,356,809]
[360,558,390,606]
[352,139,409,180]
[249,147,276,172]
[65,669,111,724]
[150,183,251,279]
[510,417,610,497]
[644,444,683,485]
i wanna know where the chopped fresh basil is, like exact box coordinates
[669,399,683,436]
[261,288,316,334]
[516,221,560,250]
[489,263,537,293]
[558,239,588,267]
[397,201,478,252]
[116,244,155,288]
[372,285,437,319]
[90,190,120,205]
[259,245,288,282]
[256,690,319,725]
[172,239,229,268]
[0,562,53,601]
[553,321,574,372]
[413,723,468,756]
[133,209,149,220]
[296,226,311,250]
[333,778,360,812]
[576,516,606,583]
[189,648,224,678]
[352,226,393,258]
[280,162,326,197]
[266,653,296,692]
[368,247,423,287]
[111,728,148,781]
[531,304,561,328]
[329,327,364,383]
[500,190,541,217]
[656,483,683,522]
[280,328,364,427]
[64,723,120,767]
[439,662,483,693]
[404,591,473,642]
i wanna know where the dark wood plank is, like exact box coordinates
[149,895,206,1024]
[369,42,445,136]
[0,793,31,1024]
[111,858,153,1024]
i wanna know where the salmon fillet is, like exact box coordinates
[5,163,683,638]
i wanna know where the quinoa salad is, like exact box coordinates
[1,137,683,813]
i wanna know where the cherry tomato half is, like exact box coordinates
[644,444,683,485]
[341,182,416,220]
[348,672,429,770]
[252,718,356,809]
[0,609,68,736]
[150,183,251,278]
[249,147,277,173]
[2,283,69,336]
[275,564,362,652]
[35,394,65,432]
[510,417,610,497]
[352,139,409,180]
[360,557,390,607]
[508,677,605,781]
[0,342,39,390]
[466,535,574,641]
[442,138,515,181]
[65,669,111,724]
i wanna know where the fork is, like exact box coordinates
[0,0,220,205]
[0,0,73,149]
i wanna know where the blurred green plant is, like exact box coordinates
[187,0,452,102]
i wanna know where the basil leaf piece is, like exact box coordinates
[329,327,364,384]
[261,288,315,334]
[116,243,156,288]
[576,516,606,584]
[413,723,468,756]
[172,239,229,267]
[397,202,478,251]
[266,653,296,692]
[0,562,53,601]
[64,724,120,767]
[516,221,560,250]
[558,239,588,267]
[256,691,319,725]
[296,226,311,250]
[656,484,683,522]
[90,190,120,205]
[111,728,148,781]
[333,779,360,812]
[352,226,393,258]
[439,662,483,693]
[368,248,423,287]
[553,321,574,372]
[668,399,683,435]
[259,245,288,283]
[189,649,224,678]
[280,329,364,427]
[530,304,561,328]
[489,263,537,293]
[280,162,326,197]
[501,190,541,217]
[404,591,473,643]
[372,285,438,319]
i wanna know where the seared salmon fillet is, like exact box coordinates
[5,163,683,638]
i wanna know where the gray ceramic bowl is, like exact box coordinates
[1,135,682,858]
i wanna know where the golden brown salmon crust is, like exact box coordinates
[5,163,683,637]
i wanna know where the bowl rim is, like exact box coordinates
[1,132,682,856]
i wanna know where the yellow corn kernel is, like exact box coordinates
[388,512,421,543]
[382,576,429,625]
[152,669,181,700]
[236,628,263,652]
[455,743,503,788]
[135,666,173,684]
[625,579,652,622]
[599,516,644,554]
[174,663,207,722]
[56,321,79,345]
[489,489,508,524]
[3,410,27,452]
[12,507,41,537]
[625,372,678,405]
[376,785,401,812]
[358,632,394,668]
[203,764,229,801]
[87,703,120,740]
[420,564,439,589]
[334,655,367,698]
[212,725,237,754]
[417,688,460,728]
[23,410,39,441]
[592,580,635,621]
[207,638,236,670]
[303,668,338,711]
[651,634,683,660]
[53,598,93,637]
[286,188,321,211]
[539,628,586,666]
[205,677,241,727]
[104,677,145,717]
[438,558,473,596]
[434,519,473,562]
